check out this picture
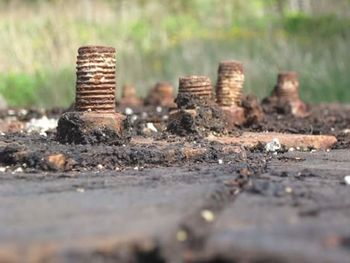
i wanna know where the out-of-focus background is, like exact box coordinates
[0,0,349,107]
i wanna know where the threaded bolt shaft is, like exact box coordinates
[178,75,213,100]
[216,60,244,107]
[75,46,116,113]
[275,71,300,101]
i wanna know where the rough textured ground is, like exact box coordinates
[0,103,350,262]
[1,150,350,262]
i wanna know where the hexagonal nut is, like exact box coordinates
[56,111,130,145]
[220,106,246,128]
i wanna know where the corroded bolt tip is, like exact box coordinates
[119,84,142,107]
[57,46,129,145]
[275,71,300,101]
[145,82,175,107]
[155,82,174,99]
[216,60,244,107]
[178,75,213,99]
[75,45,116,113]
[121,84,137,98]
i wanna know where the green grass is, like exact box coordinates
[0,0,349,107]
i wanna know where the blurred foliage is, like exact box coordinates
[0,0,349,107]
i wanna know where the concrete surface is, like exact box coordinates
[1,150,350,262]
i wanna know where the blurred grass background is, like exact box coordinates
[0,0,349,107]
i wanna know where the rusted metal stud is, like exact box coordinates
[175,75,213,109]
[57,46,129,145]
[215,60,246,126]
[272,71,309,117]
[119,84,142,107]
[145,82,176,108]
[168,75,228,136]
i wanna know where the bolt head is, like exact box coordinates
[57,111,130,145]
[220,106,246,127]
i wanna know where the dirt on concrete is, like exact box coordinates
[167,93,228,137]
[243,103,350,149]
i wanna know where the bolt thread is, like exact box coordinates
[178,76,213,100]
[275,72,300,101]
[75,46,116,113]
[216,60,244,107]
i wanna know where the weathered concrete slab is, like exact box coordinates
[197,150,350,262]
[1,150,350,262]
[0,164,240,262]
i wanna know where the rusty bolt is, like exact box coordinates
[145,82,176,107]
[168,75,227,135]
[57,45,129,145]
[179,75,213,99]
[216,60,244,107]
[273,71,309,117]
[175,75,213,109]
[215,60,245,126]
[119,84,142,107]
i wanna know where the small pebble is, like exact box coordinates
[218,159,223,165]
[76,188,85,193]
[285,187,293,194]
[176,230,188,242]
[156,106,162,113]
[97,164,104,170]
[0,167,6,172]
[201,209,215,222]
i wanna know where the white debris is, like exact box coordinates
[156,106,162,113]
[7,109,15,116]
[125,107,133,115]
[342,129,350,134]
[344,176,350,185]
[288,147,295,152]
[285,187,293,194]
[134,166,139,171]
[146,123,158,133]
[265,138,282,153]
[97,164,104,170]
[218,159,223,165]
[14,167,23,173]
[19,109,28,116]
[25,116,58,135]
[0,167,6,172]
[141,112,148,118]
[130,115,138,123]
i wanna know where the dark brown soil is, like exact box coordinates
[167,93,228,137]
[244,103,350,149]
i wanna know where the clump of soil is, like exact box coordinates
[167,93,228,137]
[0,131,252,172]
